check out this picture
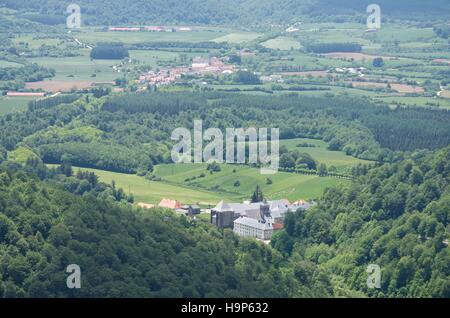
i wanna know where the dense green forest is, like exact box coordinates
[0,129,448,297]
[0,64,55,91]
[272,147,450,297]
[1,92,450,174]
[1,0,450,301]
[0,162,330,297]
[90,43,129,60]
[2,0,449,26]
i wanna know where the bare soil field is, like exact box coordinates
[351,82,386,89]
[25,81,114,92]
[390,84,424,94]
[350,82,424,94]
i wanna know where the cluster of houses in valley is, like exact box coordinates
[137,57,235,86]
[139,198,313,241]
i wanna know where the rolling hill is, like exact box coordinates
[2,0,449,26]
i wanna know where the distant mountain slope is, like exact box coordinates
[1,0,449,26]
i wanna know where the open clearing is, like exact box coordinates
[212,32,261,43]
[25,80,114,92]
[154,163,349,203]
[350,82,424,94]
[261,36,301,50]
[28,51,119,82]
[0,96,36,114]
[76,29,226,44]
[73,166,227,206]
[321,52,396,61]
[0,60,23,68]
[390,83,425,94]
[71,161,350,206]
[280,138,371,172]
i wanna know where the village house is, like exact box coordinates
[158,198,182,210]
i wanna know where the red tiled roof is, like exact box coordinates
[158,198,182,210]
[273,223,284,230]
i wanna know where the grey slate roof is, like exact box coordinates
[213,200,233,212]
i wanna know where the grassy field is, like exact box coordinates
[0,96,35,114]
[212,32,262,43]
[280,138,371,171]
[76,29,227,44]
[154,163,348,203]
[261,36,301,50]
[28,50,119,82]
[0,60,23,68]
[73,166,227,205]
[13,35,62,49]
[72,162,349,206]
[129,50,210,67]
[374,96,450,110]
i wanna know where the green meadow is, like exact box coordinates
[212,32,262,43]
[154,163,349,202]
[0,96,35,115]
[0,60,23,68]
[280,138,371,171]
[76,29,227,44]
[28,50,119,81]
[71,162,349,206]
[129,50,210,67]
[13,35,62,49]
[261,36,301,50]
[69,166,224,205]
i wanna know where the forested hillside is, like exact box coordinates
[0,128,448,297]
[0,163,331,297]
[272,147,450,297]
[2,0,449,26]
[2,92,450,175]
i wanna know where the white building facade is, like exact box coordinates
[233,216,273,240]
